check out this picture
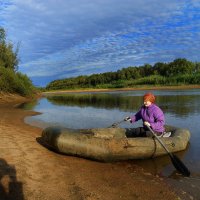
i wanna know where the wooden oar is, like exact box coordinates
[146,125,190,177]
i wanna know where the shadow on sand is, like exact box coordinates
[0,158,24,200]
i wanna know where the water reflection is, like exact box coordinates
[17,100,38,110]
[46,92,200,117]
[46,93,140,111]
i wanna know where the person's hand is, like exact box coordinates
[144,121,150,127]
[124,116,131,122]
[111,123,118,128]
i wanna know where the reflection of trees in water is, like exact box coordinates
[157,95,200,117]
[17,100,38,110]
[0,158,24,200]
[47,93,142,111]
[46,93,200,117]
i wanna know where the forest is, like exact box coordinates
[46,58,200,90]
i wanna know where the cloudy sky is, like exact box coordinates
[1,0,200,86]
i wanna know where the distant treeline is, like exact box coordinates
[0,27,36,96]
[46,58,200,90]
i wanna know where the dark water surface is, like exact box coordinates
[22,89,200,199]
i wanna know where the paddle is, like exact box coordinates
[146,125,190,177]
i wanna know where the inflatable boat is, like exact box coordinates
[40,125,190,162]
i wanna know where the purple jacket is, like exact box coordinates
[130,104,165,132]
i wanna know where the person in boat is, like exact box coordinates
[125,92,166,137]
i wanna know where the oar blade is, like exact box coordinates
[170,154,190,177]
[146,125,190,177]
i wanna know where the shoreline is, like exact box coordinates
[0,94,185,199]
[43,84,200,94]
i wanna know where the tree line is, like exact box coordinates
[0,27,36,96]
[46,58,200,90]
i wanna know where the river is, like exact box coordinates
[21,89,200,199]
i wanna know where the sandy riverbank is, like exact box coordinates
[0,94,182,200]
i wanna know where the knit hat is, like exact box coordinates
[143,93,156,103]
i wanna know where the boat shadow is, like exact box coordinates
[36,137,58,153]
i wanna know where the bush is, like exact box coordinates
[0,67,36,96]
[126,75,166,85]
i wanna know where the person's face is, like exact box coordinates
[144,100,152,107]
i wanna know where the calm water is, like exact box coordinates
[22,89,200,198]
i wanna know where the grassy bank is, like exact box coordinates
[0,67,38,97]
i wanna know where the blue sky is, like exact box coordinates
[1,0,200,86]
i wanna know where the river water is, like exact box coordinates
[22,89,200,199]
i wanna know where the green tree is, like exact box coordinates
[194,62,200,73]
[168,58,194,76]
[0,28,6,43]
[0,27,19,71]
[153,62,168,76]
[117,69,126,80]
[138,64,153,77]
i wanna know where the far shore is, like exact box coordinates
[43,84,200,94]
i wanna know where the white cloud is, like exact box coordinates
[1,0,200,86]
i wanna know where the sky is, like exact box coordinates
[0,0,200,87]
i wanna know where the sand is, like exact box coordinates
[0,93,181,200]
